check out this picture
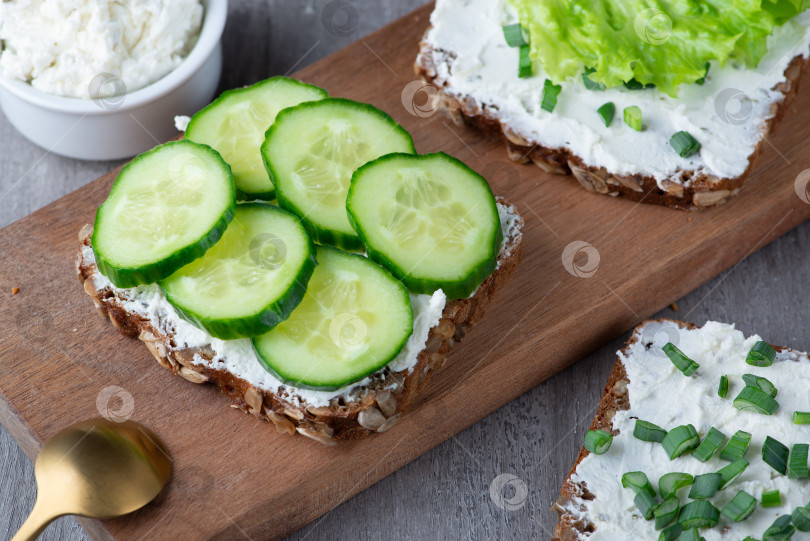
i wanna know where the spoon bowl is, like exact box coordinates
[12,418,171,541]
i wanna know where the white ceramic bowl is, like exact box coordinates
[0,0,227,161]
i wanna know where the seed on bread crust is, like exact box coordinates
[531,157,567,175]
[504,147,530,165]
[504,126,531,147]
[78,224,93,241]
[614,175,644,193]
[282,408,304,421]
[569,162,609,194]
[296,427,338,446]
[375,391,397,417]
[244,385,263,413]
[179,366,208,384]
[305,405,332,417]
[693,190,732,208]
[358,407,386,430]
[264,408,296,435]
[377,413,401,433]
[661,179,685,199]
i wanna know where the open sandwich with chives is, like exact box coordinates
[78,75,525,444]
[554,319,810,540]
[416,0,810,209]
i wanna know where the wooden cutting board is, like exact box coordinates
[2,4,810,539]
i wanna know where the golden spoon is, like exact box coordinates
[12,418,171,541]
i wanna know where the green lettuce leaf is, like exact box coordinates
[508,0,809,97]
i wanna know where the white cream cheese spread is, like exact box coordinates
[566,320,810,539]
[82,202,521,407]
[174,115,192,132]
[421,0,810,186]
[0,0,203,98]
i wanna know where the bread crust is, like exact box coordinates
[414,32,808,210]
[76,202,524,445]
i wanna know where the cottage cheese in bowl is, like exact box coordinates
[0,0,204,99]
[0,0,225,160]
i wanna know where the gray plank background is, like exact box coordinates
[1,1,809,540]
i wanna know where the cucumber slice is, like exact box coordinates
[160,204,316,340]
[347,152,502,299]
[252,245,413,391]
[92,140,235,288]
[261,98,416,250]
[185,77,327,200]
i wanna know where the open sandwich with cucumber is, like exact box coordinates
[554,319,810,541]
[77,76,524,444]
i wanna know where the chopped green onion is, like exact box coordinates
[718,375,729,398]
[679,500,720,529]
[695,62,710,85]
[764,529,794,541]
[747,340,776,366]
[762,489,782,508]
[662,424,699,459]
[634,420,667,443]
[742,373,777,397]
[734,386,779,415]
[688,472,722,499]
[763,436,789,475]
[541,79,562,112]
[788,443,809,479]
[721,490,757,522]
[502,23,529,47]
[720,430,752,462]
[634,490,658,520]
[624,105,643,132]
[582,67,604,91]
[692,427,726,462]
[659,472,693,499]
[654,495,680,530]
[518,45,532,78]
[597,102,615,127]
[793,411,810,424]
[677,528,703,541]
[792,506,810,532]
[662,343,699,376]
[584,429,612,455]
[659,522,682,541]
[717,458,749,489]
[670,131,701,158]
[622,471,655,498]
[763,514,794,539]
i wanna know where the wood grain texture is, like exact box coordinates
[2,2,810,541]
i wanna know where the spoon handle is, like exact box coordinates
[11,499,57,541]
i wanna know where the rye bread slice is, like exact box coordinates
[76,200,524,445]
[550,318,802,541]
[414,30,808,210]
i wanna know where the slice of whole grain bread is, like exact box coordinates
[549,319,803,541]
[415,31,807,210]
[76,200,524,445]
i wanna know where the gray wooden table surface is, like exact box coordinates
[2,1,809,540]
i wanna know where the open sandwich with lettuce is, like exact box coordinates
[416,0,810,209]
